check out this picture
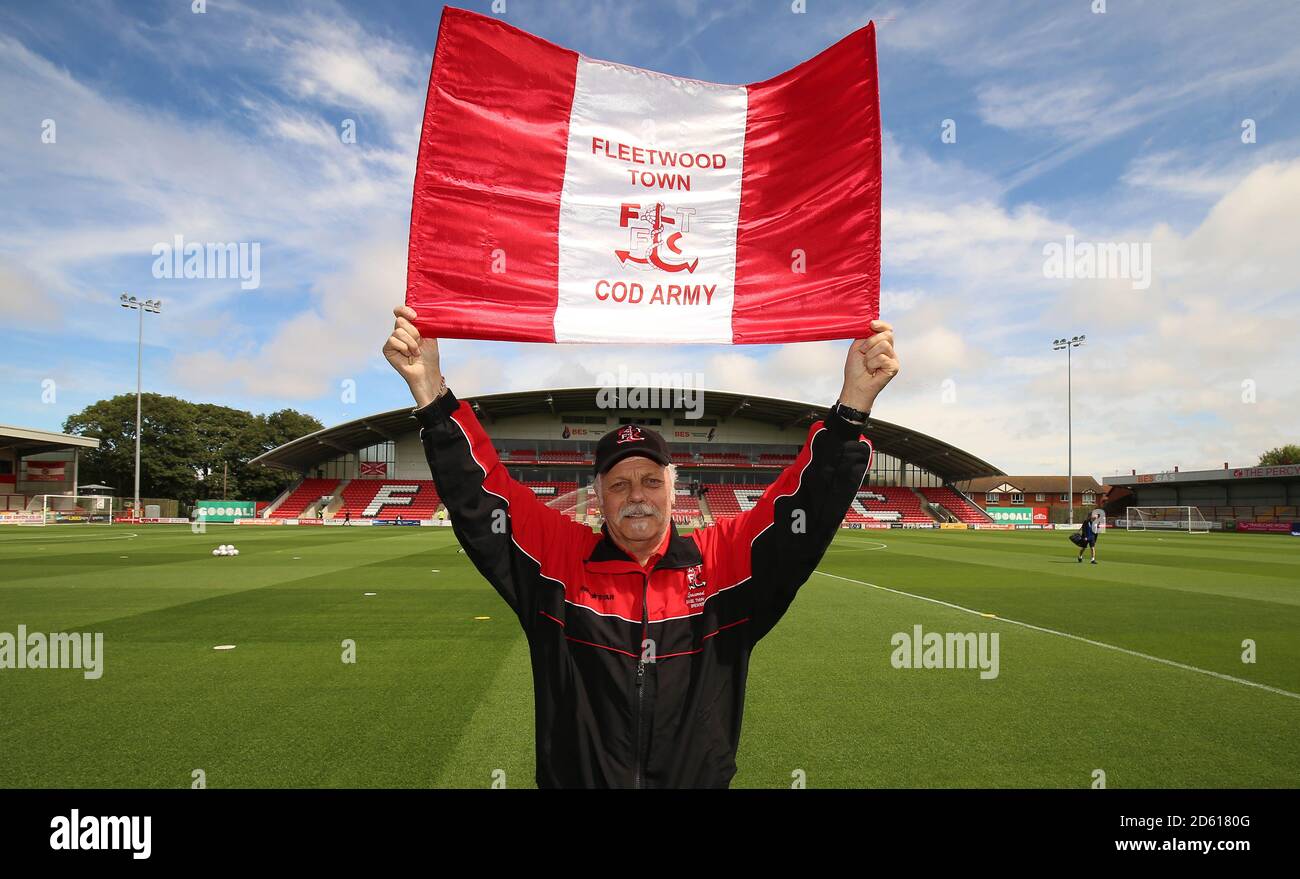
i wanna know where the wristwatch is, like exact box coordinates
[830,401,869,426]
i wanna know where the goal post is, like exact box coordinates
[23,494,116,525]
[1124,506,1211,533]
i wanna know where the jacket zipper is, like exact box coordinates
[634,569,649,789]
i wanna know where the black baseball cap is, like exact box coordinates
[593,423,672,475]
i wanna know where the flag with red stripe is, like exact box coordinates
[407,7,880,344]
[26,461,66,481]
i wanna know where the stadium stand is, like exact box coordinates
[701,482,936,524]
[269,478,339,518]
[672,488,701,512]
[844,486,933,524]
[699,483,768,519]
[249,389,1007,532]
[920,486,991,523]
[336,480,381,519]
[1198,505,1298,525]
[524,481,581,519]
[335,480,441,520]
[698,452,750,467]
[539,450,589,464]
[671,488,703,525]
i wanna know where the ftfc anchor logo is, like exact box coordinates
[615,202,698,274]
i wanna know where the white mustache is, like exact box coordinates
[618,502,662,521]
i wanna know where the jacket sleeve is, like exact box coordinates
[413,388,592,626]
[695,410,873,645]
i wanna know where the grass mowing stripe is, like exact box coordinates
[433,632,535,788]
[814,570,1300,701]
[857,534,1300,607]
[4,525,1296,787]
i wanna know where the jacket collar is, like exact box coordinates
[587,521,702,571]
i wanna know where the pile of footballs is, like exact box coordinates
[212,544,240,557]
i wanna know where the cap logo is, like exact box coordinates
[616,425,645,444]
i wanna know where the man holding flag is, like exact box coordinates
[384,6,892,788]
[382,306,898,787]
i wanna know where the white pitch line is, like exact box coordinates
[823,540,888,554]
[0,531,140,542]
[815,570,1300,702]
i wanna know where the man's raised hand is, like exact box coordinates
[840,319,899,413]
[383,305,442,407]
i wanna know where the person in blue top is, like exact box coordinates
[1077,508,1104,564]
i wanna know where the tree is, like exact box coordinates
[1258,445,1300,466]
[64,393,204,503]
[63,395,323,504]
[233,409,324,501]
[193,402,260,497]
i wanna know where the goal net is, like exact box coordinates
[1124,506,1210,533]
[22,494,115,526]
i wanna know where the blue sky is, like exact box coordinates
[2,0,1298,475]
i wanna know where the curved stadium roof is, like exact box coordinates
[250,387,1003,483]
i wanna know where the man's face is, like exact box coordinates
[599,456,674,545]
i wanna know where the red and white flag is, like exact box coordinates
[26,461,66,481]
[407,7,881,344]
[359,461,388,477]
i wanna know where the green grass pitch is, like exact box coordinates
[1,524,1297,788]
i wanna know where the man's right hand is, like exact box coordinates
[383,305,442,407]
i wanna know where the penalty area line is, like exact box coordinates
[814,570,1300,702]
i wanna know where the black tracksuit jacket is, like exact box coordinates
[414,389,873,788]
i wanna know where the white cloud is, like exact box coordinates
[271,14,425,137]
[0,260,60,327]
[171,231,407,398]
[3,1,1298,480]
[0,11,424,379]
[892,159,1300,475]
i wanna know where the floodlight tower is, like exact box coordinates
[1051,334,1086,525]
[120,294,162,518]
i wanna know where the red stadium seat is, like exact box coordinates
[672,488,701,515]
[269,478,339,518]
[919,487,989,524]
[697,452,750,467]
[335,480,442,520]
[699,482,771,519]
[539,450,586,463]
[521,481,581,519]
[843,486,932,524]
